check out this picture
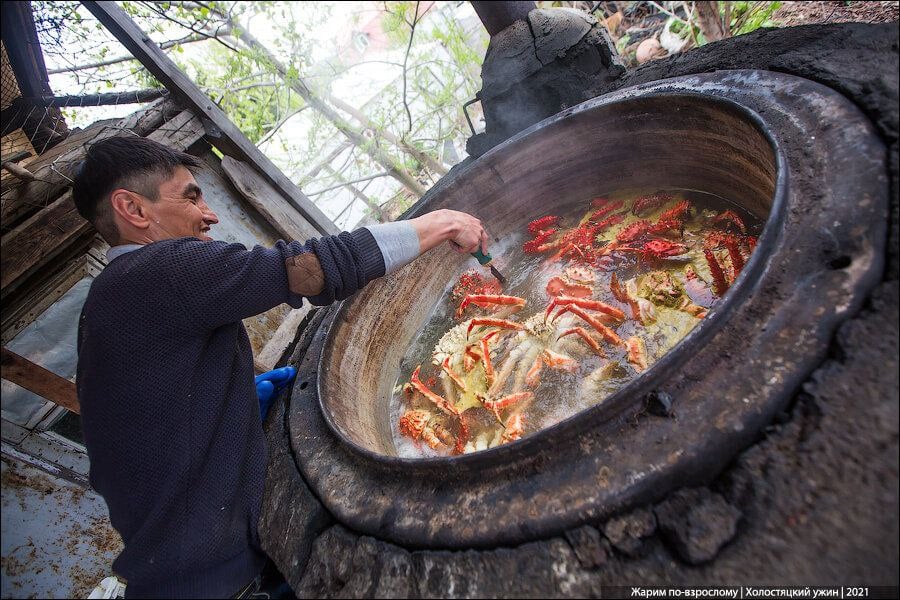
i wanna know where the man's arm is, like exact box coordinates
[362,209,490,276]
[167,209,489,329]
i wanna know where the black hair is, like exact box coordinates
[72,135,202,244]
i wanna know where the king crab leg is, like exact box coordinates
[467,318,525,339]
[542,349,578,372]
[559,327,606,356]
[704,249,730,296]
[463,347,481,372]
[611,272,642,323]
[411,365,460,416]
[724,236,745,277]
[501,413,525,444]
[524,354,543,388]
[480,331,500,387]
[546,295,626,323]
[456,294,526,319]
[553,304,624,347]
[481,391,534,421]
[441,357,467,391]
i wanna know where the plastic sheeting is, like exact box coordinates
[1,277,92,428]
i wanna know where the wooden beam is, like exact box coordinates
[220,156,319,242]
[1,347,80,414]
[1,160,35,181]
[146,108,206,151]
[82,1,338,236]
[1,2,53,97]
[19,88,167,108]
[2,97,180,229]
[0,191,93,299]
[255,305,314,372]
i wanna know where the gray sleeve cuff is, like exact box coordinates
[363,221,421,275]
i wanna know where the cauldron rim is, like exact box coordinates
[315,90,787,468]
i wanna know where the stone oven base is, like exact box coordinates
[260,23,899,596]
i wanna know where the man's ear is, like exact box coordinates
[110,189,150,230]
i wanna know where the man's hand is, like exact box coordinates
[409,209,489,255]
[255,366,297,421]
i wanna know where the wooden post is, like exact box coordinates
[1,347,80,414]
[81,1,338,236]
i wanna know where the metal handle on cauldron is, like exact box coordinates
[462,96,480,136]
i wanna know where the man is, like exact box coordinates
[73,136,489,598]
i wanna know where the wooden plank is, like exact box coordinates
[1,97,179,228]
[82,1,338,236]
[0,191,92,298]
[220,156,319,242]
[146,108,205,151]
[1,347,80,414]
[1,259,86,345]
[0,3,53,98]
[255,305,314,371]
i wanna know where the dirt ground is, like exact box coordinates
[772,1,900,26]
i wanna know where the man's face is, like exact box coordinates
[143,166,219,242]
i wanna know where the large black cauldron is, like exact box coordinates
[289,70,888,549]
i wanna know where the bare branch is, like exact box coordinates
[401,1,422,135]
[256,105,308,147]
[136,1,239,52]
[306,172,391,197]
[47,34,207,74]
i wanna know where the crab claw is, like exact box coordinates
[463,346,481,372]
[441,357,468,391]
[626,337,648,372]
[547,295,626,322]
[501,413,526,444]
[711,209,746,234]
[480,331,500,387]
[456,294,526,319]
[481,391,533,421]
[559,327,606,356]
[555,304,624,347]
[546,276,592,298]
[467,318,525,339]
[398,409,430,441]
[542,349,578,372]
[454,413,470,455]
[411,366,460,416]
[525,355,543,388]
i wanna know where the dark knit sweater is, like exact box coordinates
[77,231,384,598]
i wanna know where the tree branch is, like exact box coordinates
[401,1,422,135]
[136,1,239,52]
[256,105,308,147]
[306,172,390,197]
[46,33,207,74]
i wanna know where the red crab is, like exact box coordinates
[704,249,730,296]
[528,215,560,235]
[659,199,691,222]
[588,199,625,222]
[451,270,502,303]
[619,239,690,261]
[633,192,673,216]
[710,209,747,234]
[615,220,653,243]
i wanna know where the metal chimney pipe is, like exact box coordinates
[470,1,535,36]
